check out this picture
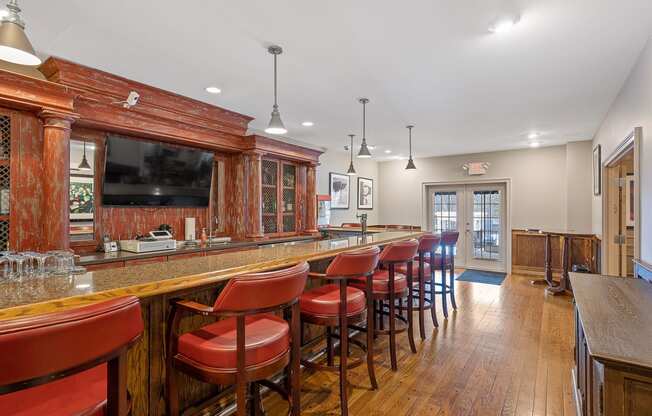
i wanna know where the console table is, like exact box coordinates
[570,272,652,415]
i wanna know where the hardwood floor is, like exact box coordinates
[266,271,577,416]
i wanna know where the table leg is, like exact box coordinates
[531,233,555,286]
[546,235,572,296]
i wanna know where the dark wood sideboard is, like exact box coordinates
[570,272,652,415]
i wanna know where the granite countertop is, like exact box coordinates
[571,273,652,370]
[0,231,423,320]
[77,235,317,265]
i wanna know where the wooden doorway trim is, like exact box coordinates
[601,127,641,275]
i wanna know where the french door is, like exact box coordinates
[427,183,507,272]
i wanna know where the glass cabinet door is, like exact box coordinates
[282,163,296,232]
[262,159,278,234]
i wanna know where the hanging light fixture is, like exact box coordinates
[357,98,372,158]
[405,125,417,170]
[346,134,357,176]
[264,45,287,135]
[78,141,91,171]
[0,0,41,66]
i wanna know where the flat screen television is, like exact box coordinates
[102,135,214,207]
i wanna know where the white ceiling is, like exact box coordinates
[22,0,652,159]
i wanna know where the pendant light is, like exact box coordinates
[346,134,357,176]
[0,0,41,66]
[264,45,287,135]
[78,141,91,171]
[357,98,372,158]
[405,125,417,170]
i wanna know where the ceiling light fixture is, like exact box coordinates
[488,14,520,34]
[357,98,372,158]
[264,45,287,135]
[528,132,540,139]
[384,149,392,154]
[347,134,357,176]
[529,141,541,148]
[78,141,92,171]
[405,125,417,170]
[0,0,41,66]
[205,86,221,94]
[301,121,314,127]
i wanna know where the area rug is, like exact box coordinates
[456,269,507,286]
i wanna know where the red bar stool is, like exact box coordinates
[0,296,144,416]
[299,246,380,416]
[433,231,459,318]
[166,262,309,416]
[352,239,419,371]
[396,233,441,338]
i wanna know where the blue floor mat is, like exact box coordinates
[456,269,506,286]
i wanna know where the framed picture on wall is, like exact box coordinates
[357,177,373,210]
[593,145,601,196]
[70,175,94,220]
[329,172,350,209]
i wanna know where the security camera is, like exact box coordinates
[113,90,140,109]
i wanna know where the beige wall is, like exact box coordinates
[377,143,592,233]
[592,37,652,262]
[316,150,380,226]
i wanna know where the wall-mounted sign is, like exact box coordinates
[462,162,490,175]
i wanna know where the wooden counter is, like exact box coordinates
[0,231,423,415]
[570,273,652,415]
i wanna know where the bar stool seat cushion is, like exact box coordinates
[177,314,289,370]
[300,284,366,317]
[351,269,408,294]
[396,262,431,278]
[0,364,106,416]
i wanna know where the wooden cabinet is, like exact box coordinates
[261,158,297,236]
[571,273,652,415]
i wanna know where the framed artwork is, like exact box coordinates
[626,175,635,227]
[357,177,373,210]
[329,172,350,209]
[70,175,94,220]
[593,145,601,196]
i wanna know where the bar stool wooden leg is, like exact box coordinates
[236,316,247,416]
[366,275,378,389]
[440,256,449,319]
[449,251,457,310]
[338,280,349,416]
[418,260,426,340]
[326,326,334,366]
[429,255,439,328]
[406,264,417,353]
[290,302,301,416]
[378,300,384,331]
[388,264,398,371]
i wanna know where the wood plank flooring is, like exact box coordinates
[266,271,576,416]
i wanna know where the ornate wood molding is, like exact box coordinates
[244,134,322,163]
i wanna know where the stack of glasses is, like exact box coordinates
[0,250,86,279]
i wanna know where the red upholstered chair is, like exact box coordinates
[299,246,380,416]
[166,262,309,416]
[396,233,441,338]
[0,296,144,416]
[351,239,419,371]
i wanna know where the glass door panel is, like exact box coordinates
[427,186,465,265]
[262,159,278,234]
[466,184,506,271]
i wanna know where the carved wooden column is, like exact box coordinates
[40,112,75,250]
[244,152,264,239]
[305,162,318,234]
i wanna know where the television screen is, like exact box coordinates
[102,135,214,207]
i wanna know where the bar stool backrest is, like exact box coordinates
[0,296,143,393]
[379,239,419,263]
[441,231,459,247]
[325,246,380,277]
[213,262,309,312]
[418,234,441,254]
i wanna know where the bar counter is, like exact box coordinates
[0,231,422,320]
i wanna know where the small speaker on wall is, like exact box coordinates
[184,217,196,241]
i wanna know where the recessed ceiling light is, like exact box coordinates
[528,132,540,139]
[384,149,392,154]
[529,141,541,148]
[489,15,520,33]
[301,121,314,127]
[205,86,221,94]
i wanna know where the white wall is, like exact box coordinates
[316,150,380,225]
[377,143,592,233]
[592,37,652,262]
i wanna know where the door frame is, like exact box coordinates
[601,127,642,275]
[421,178,512,274]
